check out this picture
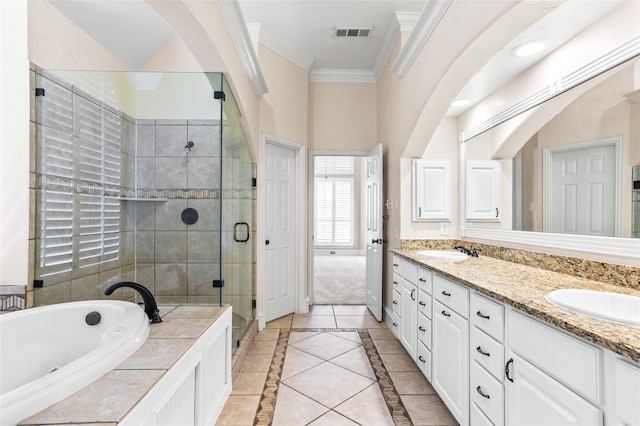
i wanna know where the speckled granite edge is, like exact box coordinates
[393,248,640,364]
[401,239,640,290]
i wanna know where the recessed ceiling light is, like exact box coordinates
[451,98,470,107]
[511,41,546,57]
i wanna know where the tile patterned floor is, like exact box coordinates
[216,305,458,426]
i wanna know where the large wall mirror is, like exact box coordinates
[460,40,640,263]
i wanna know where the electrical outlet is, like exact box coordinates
[440,222,450,236]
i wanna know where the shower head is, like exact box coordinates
[185,141,195,152]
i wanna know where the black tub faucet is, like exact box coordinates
[104,281,162,324]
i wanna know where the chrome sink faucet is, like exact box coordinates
[453,245,479,257]
[105,281,163,324]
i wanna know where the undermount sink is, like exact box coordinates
[416,250,468,261]
[546,289,640,326]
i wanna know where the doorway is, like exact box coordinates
[310,154,367,305]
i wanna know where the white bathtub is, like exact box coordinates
[0,300,150,425]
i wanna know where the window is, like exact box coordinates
[314,156,355,247]
[38,88,121,277]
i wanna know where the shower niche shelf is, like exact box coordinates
[117,197,168,202]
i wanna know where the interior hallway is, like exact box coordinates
[217,305,457,425]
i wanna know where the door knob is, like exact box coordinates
[265,240,270,245]
[371,238,385,244]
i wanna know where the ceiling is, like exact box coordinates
[48,0,622,115]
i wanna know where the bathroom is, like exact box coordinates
[1,0,640,425]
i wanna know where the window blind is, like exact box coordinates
[314,177,353,246]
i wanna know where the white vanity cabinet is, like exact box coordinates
[391,255,401,338]
[399,260,418,358]
[505,309,603,426]
[412,159,451,221]
[432,275,470,426]
[469,292,505,426]
[465,161,501,221]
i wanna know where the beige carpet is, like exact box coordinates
[313,255,366,305]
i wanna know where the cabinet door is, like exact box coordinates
[505,352,602,426]
[466,161,501,221]
[400,278,417,359]
[432,300,469,426]
[413,159,451,221]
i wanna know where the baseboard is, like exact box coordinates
[314,250,365,256]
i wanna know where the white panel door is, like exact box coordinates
[549,144,616,236]
[265,143,296,322]
[365,144,383,321]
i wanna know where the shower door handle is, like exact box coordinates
[234,222,250,242]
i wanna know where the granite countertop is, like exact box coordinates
[391,249,640,363]
[20,305,230,426]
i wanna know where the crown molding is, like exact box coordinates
[309,69,377,83]
[216,0,268,97]
[391,0,452,78]
[372,16,400,80]
[395,11,421,33]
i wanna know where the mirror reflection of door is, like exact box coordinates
[544,139,620,236]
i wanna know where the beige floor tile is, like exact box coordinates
[305,305,335,316]
[334,383,394,426]
[327,331,361,343]
[266,314,293,329]
[248,339,278,355]
[281,346,324,380]
[333,305,370,316]
[253,328,280,341]
[231,371,268,395]
[307,410,359,425]
[400,394,458,425]
[330,346,376,380]
[288,331,320,344]
[283,362,374,408]
[240,354,273,373]
[378,352,420,372]
[216,395,261,426]
[373,338,407,354]
[389,371,436,395]
[368,328,397,340]
[291,315,337,328]
[335,315,381,329]
[289,332,360,360]
[272,384,329,425]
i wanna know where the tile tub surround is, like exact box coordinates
[392,248,640,363]
[401,239,640,289]
[20,305,230,426]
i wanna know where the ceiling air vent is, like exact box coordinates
[334,27,371,38]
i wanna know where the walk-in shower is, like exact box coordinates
[31,68,255,351]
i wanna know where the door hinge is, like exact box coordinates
[35,88,45,97]
[214,91,225,101]
[212,279,225,288]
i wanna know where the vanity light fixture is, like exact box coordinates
[511,40,546,57]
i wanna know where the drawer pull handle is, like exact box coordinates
[393,281,398,285]
[476,311,490,320]
[441,310,450,317]
[418,355,426,363]
[393,263,399,267]
[505,358,514,382]
[476,346,490,357]
[393,300,398,305]
[393,322,398,327]
[419,278,426,282]
[441,291,451,296]
[411,288,416,301]
[476,386,490,399]
[419,326,426,331]
[419,301,426,306]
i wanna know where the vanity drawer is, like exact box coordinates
[392,289,401,316]
[389,310,400,338]
[402,260,418,284]
[471,360,504,426]
[471,292,504,342]
[433,275,469,318]
[418,312,432,349]
[417,339,432,381]
[392,272,401,292]
[471,326,504,380]
[418,289,432,319]
[392,255,401,274]
[417,268,433,294]
[471,401,495,426]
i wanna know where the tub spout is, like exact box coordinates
[104,282,162,324]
